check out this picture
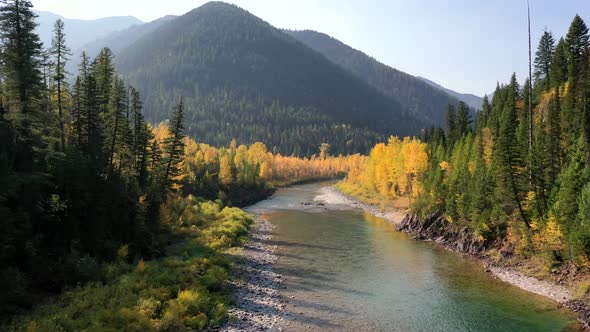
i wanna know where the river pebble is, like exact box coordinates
[221,215,285,332]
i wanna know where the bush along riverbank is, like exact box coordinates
[2,195,253,332]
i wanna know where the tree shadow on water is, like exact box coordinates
[273,264,374,297]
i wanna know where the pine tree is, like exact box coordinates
[565,15,589,84]
[50,19,71,151]
[78,52,102,158]
[161,98,185,188]
[118,86,134,174]
[93,48,115,115]
[130,87,144,167]
[547,87,562,186]
[125,88,151,188]
[72,76,85,147]
[468,140,494,232]
[0,0,43,116]
[550,38,569,88]
[477,95,491,130]
[456,101,472,137]
[106,78,127,175]
[554,137,590,263]
[564,15,589,141]
[136,120,153,190]
[40,49,52,90]
[534,30,555,91]
[446,103,457,146]
[150,138,162,173]
[494,74,529,228]
[531,114,550,215]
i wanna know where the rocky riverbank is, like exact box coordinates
[330,186,590,329]
[397,212,590,328]
[313,186,406,224]
[221,215,285,332]
[223,185,590,330]
[396,212,578,300]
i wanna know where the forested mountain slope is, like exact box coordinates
[286,29,477,126]
[114,2,426,155]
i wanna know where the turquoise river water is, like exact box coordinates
[248,182,582,332]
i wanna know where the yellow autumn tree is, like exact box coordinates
[259,160,272,180]
[219,154,233,186]
[174,132,360,190]
[341,136,428,204]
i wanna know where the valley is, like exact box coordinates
[3,1,590,331]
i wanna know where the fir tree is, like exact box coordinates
[72,76,84,147]
[130,87,144,167]
[554,137,590,263]
[534,30,555,91]
[78,52,102,158]
[564,15,589,141]
[161,98,185,188]
[106,78,127,175]
[0,0,43,116]
[550,38,569,88]
[494,74,529,228]
[547,87,562,186]
[477,95,491,130]
[446,103,457,146]
[565,15,589,84]
[456,101,472,137]
[93,48,115,115]
[50,19,71,151]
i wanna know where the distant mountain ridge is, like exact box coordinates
[34,10,143,50]
[64,15,177,74]
[286,29,476,126]
[39,2,482,155]
[112,2,427,155]
[417,76,484,110]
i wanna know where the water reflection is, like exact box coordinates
[262,183,580,331]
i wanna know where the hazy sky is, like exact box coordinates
[31,0,590,97]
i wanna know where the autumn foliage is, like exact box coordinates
[153,123,364,204]
[339,137,428,206]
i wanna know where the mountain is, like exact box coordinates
[113,2,427,155]
[286,30,475,128]
[75,15,176,60]
[417,76,484,110]
[67,15,176,74]
[34,10,142,51]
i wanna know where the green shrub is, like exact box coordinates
[210,303,227,326]
[3,197,248,331]
[202,266,229,291]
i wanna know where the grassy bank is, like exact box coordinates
[3,196,252,332]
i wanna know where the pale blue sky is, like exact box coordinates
[31,0,590,96]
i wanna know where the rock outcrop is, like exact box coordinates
[397,212,485,255]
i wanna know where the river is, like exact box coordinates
[248,182,581,332]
